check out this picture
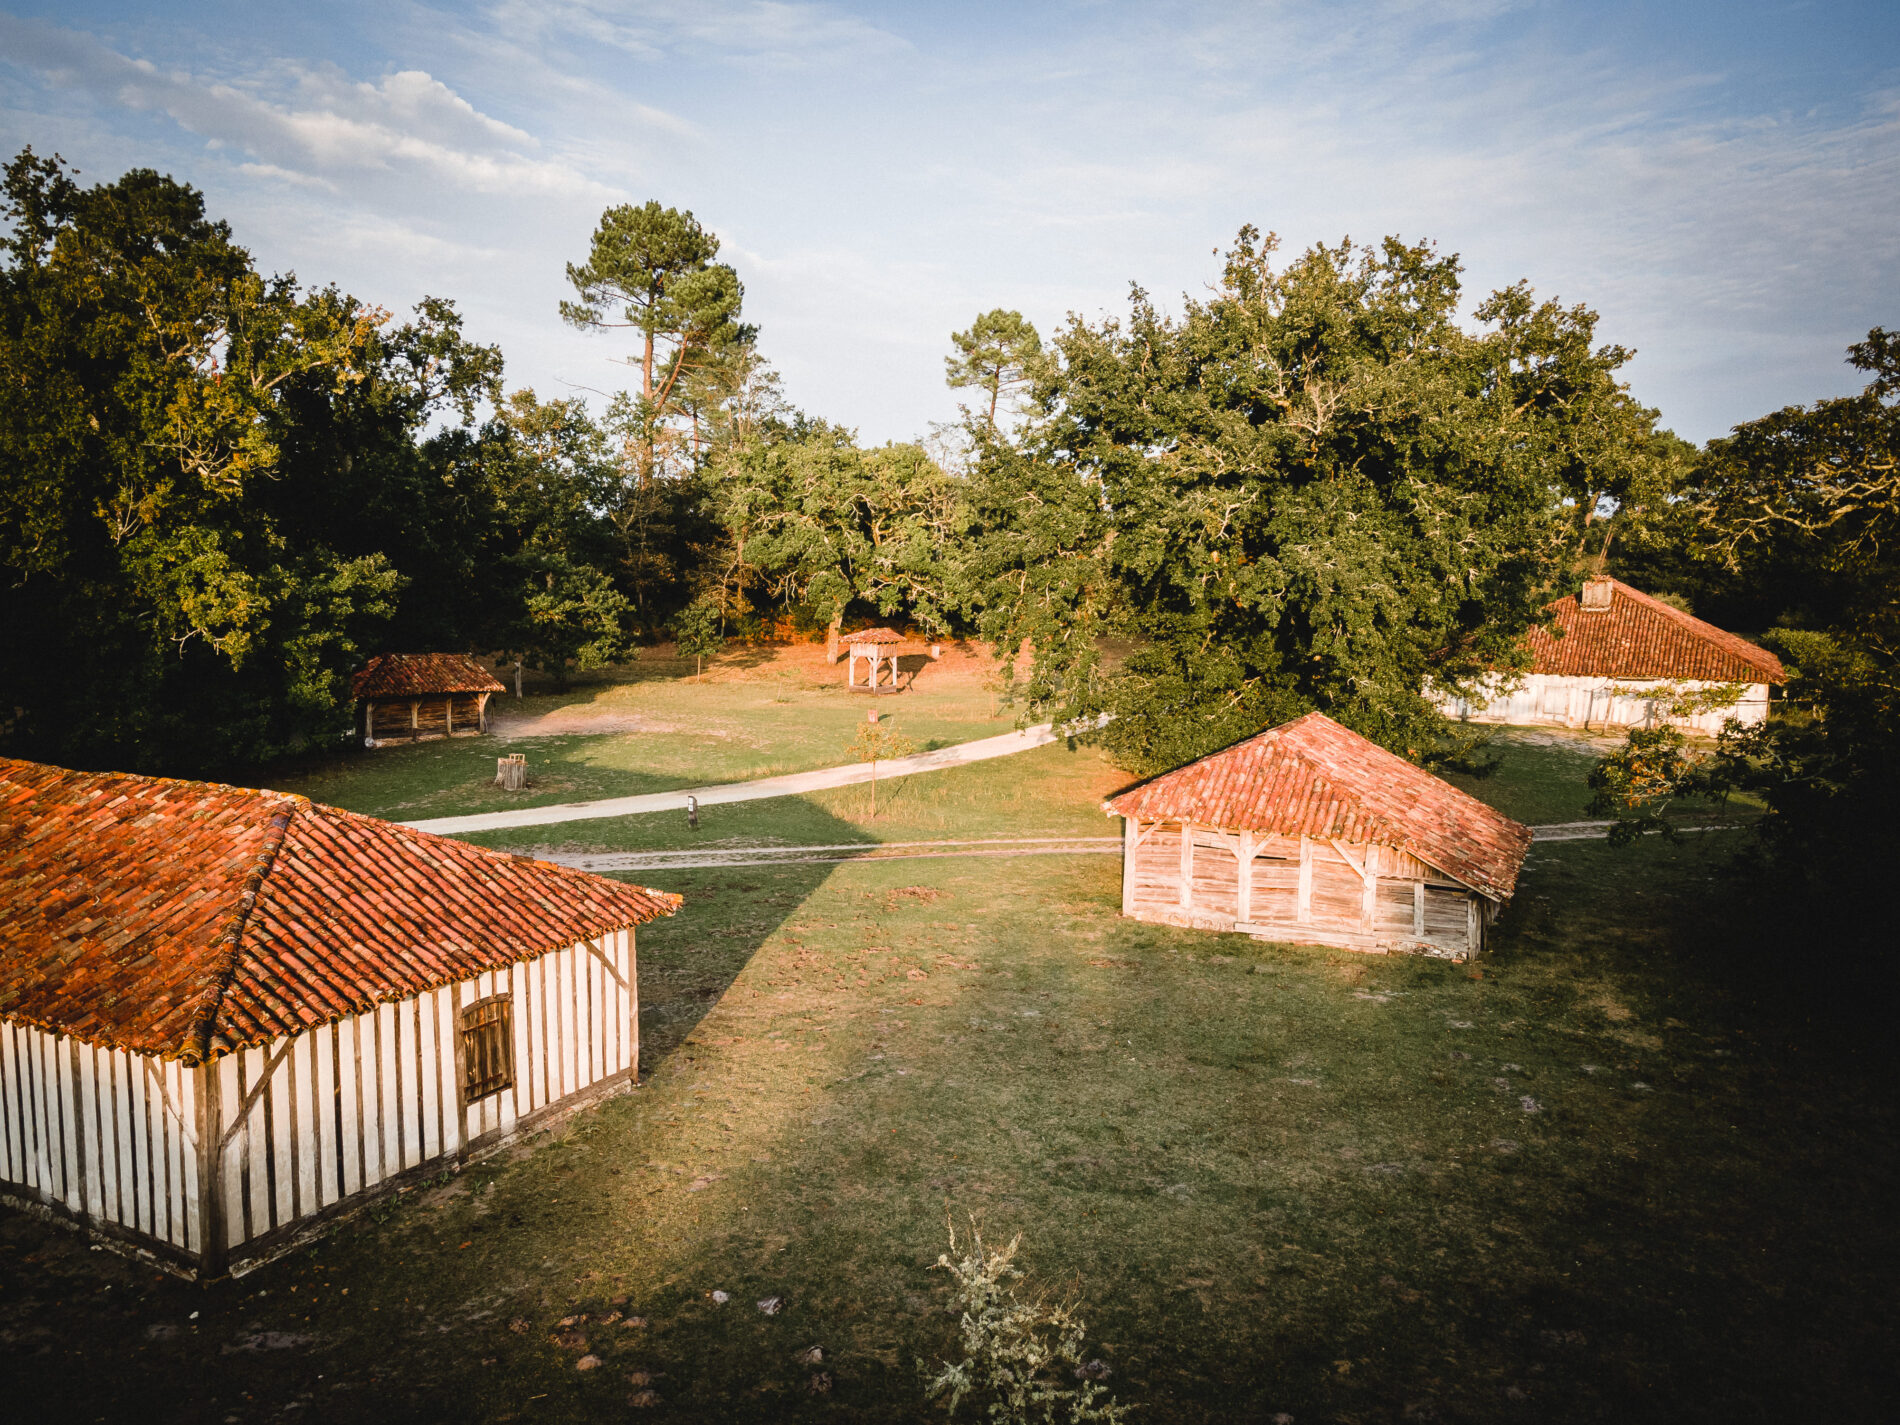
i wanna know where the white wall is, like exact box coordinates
[0,1022,202,1257]
[1,926,635,1270]
[212,928,635,1254]
[1434,674,1770,735]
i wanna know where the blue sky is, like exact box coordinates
[2,1,1895,445]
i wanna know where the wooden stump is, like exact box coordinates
[496,754,527,791]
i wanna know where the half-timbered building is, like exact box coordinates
[1105,713,1531,960]
[353,653,505,747]
[0,759,678,1279]
[1434,577,1784,734]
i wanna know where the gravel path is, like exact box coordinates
[400,719,1103,836]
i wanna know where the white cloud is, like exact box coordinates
[0,15,615,199]
[480,0,910,69]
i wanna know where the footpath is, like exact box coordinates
[401,720,1098,836]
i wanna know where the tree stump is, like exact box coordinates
[496,754,528,791]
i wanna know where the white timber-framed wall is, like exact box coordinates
[1434,673,1770,735]
[1119,818,1494,960]
[845,641,900,691]
[0,927,635,1279]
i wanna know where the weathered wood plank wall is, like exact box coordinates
[1120,819,1486,958]
[0,1023,201,1256]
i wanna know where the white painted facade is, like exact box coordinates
[0,928,635,1277]
[1434,673,1771,736]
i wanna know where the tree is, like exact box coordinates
[0,149,474,772]
[670,594,725,681]
[946,309,1048,435]
[712,428,965,659]
[498,551,635,693]
[1588,331,1900,947]
[845,715,915,818]
[965,227,1663,773]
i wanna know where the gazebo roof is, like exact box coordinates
[844,628,903,646]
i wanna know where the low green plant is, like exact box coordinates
[921,1217,1131,1424]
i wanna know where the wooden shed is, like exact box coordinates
[1104,713,1531,961]
[843,628,906,692]
[1434,577,1785,734]
[0,758,679,1279]
[353,653,505,747]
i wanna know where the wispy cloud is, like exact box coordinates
[480,0,910,69]
[0,14,613,198]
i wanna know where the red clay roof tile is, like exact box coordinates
[1103,712,1532,902]
[1527,579,1784,683]
[0,759,678,1062]
[351,653,505,699]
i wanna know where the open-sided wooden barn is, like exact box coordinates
[1433,577,1784,734]
[0,759,678,1279]
[1105,713,1531,961]
[353,653,505,747]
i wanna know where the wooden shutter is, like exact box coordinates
[460,995,514,1102]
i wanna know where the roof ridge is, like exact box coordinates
[182,792,304,1064]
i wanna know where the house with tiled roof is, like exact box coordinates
[1104,713,1531,961]
[0,759,678,1279]
[1434,577,1785,734]
[351,653,505,747]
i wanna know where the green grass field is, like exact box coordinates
[6,669,1893,1423]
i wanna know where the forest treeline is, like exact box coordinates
[2,150,1893,941]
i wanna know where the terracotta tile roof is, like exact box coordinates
[0,759,679,1062]
[1526,579,1784,684]
[843,628,903,645]
[1103,713,1532,902]
[351,653,505,700]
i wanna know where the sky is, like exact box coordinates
[1,1,1895,446]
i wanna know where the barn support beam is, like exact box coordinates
[1121,817,1137,916]
[1179,822,1194,913]
[1296,836,1313,923]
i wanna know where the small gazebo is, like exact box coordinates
[843,628,906,693]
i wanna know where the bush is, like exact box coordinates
[921,1217,1130,1423]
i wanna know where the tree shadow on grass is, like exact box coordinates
[627,795,863,1079]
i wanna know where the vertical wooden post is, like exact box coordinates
[628,928,641,1086]
[410,700,419,741]
[1413,880,1425,939]
[1179,822,1194,913]
[478,692,489,732]
[1237,828,1254,924]
[1296,836,1313,923]
[1362,845,1378,926]
[1120,817,1137,916]
[195,1061,225,1281]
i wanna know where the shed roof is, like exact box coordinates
[0,759,679,1063]
[1526,579,1784,684]
[351,653,505,700]
[844,628,903,645]
[1103,713,1531,902]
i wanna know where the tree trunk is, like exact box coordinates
[514,659,523,699]
[827,612,844,664]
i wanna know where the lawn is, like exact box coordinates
[271,640,1017,822]
[6,713,1894,1423]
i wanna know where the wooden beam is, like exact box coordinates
[1237,828,1254,924]
[1297,836,1313,923]
[1179,822,1194,913]
[1413,880,1425,939]
[1120,817,1137,917]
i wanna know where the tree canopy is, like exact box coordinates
[964,228,1668,773]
